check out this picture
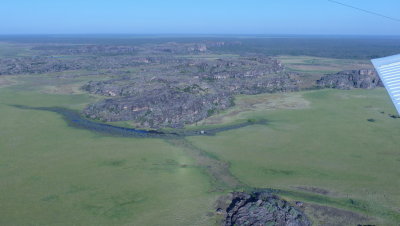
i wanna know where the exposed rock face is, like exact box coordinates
[316,69,383,89]
[0,42,301,128]
[83,88,233,128]
[0,41,301,128]
[218,191,310,226]
[82,56,300,128]
[212,74,300,95]
[0,42,239,75]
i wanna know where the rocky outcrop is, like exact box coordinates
[81,56,300,128]
[212,74,300,95]
[0,56,158,75]
[316,69,383,89]
[217,191,310,226]
[83,88,233,128]
[0,41,301,128]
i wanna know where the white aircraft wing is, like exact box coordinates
[371,54,400,115]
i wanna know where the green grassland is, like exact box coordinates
[0,86,218,226]
[1,71,400,224]
[188,88,400,224]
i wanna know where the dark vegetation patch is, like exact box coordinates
[2,35,400,60]
[65,185,89,195]
[295,186,330,195]
[166,138,244,191]
[41,195,60,202]
[303,203,373,226]
[101,159,127,167]
[263,168,295,176]
[210,36,400,59]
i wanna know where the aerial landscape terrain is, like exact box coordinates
[1,35,400,225]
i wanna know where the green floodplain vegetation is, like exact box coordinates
[1,68,400,225]
[189,88,400,224]
[0,86,218,225]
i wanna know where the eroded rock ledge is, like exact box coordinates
[217,191,310,226]
[316,69,383,89]
[82,56,300,128]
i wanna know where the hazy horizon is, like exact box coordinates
[1,0,399,35]
[1,34,400,38]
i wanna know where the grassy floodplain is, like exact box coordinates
[1,34,400,225]
[1,74,400,224]
[0,83,218,225]
[188,88,400,224]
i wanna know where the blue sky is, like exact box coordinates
[0,0,399,35]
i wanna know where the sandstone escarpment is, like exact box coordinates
[316,69,383,89]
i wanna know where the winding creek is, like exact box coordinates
[11,105,267,138]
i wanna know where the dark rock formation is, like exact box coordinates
[217,191,310,226]
[83,88,233,128]
[316,69,383,89]
[81,56,300,128]
[212,74,300,95]
[0,56,158,75]
[0,41,301,128]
